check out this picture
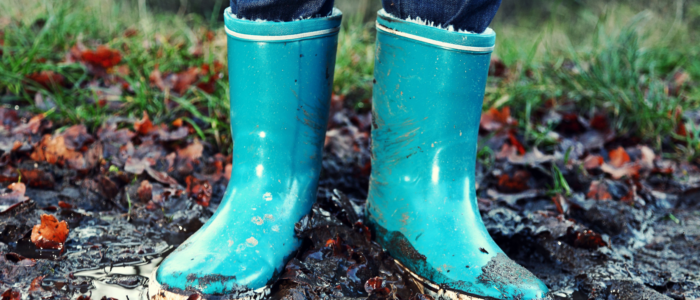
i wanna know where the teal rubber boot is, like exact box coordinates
[149,8,341,299]
[366,10,549,300]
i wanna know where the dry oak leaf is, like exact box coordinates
[583,155,604,170]
[31,214,69,250]
[136,180,153,202]
[80,46,122,69]
[1,289,20,300]
[480,106,517,132]
[0,182,29,213]
[186,175,212,207]
[608,147,630,168]
[587,180,612,201]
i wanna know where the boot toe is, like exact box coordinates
[475,253,549,300]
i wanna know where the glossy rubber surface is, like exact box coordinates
[367,11,549,300]
[154,9,341,295]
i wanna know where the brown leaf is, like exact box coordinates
[30,134,82,166]
[30,214,69,250]
[0,182,29,213]
[583,155,604,169]
[97,123,136,144]
[124,157,154,175]
[488,55,507,77]
[28,276,45,292]
[586,180,612,200]
[186,176,211,207]
[177,138,203,162]
[136,180,153,202]
[639,146,655,170]
[19,169,55,189]
[80,46,122,69]
[507,148,560,166]
[601,163,640,180]
[589,114,609,132]
[572,229,607,250]
[1,289,20,300]
[146,167,179,187]
[608,147,630,168]
[11,114,46,135]
[497,170,530,193]
[480,107,517,132]
[26,71,65,90]
[61,125,94,151]
[134,111,155,135]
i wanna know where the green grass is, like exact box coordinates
[1,0,699,156]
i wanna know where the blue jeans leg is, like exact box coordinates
[228,0,501,33]
[230,0,335,21]
[383,0,501,33]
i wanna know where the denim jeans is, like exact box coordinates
[229,0,501,33]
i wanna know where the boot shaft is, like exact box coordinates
[369,10,495,210]
[226,10,341,183]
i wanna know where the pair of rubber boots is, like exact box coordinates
[150,7,549,300]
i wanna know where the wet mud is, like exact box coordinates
[1,106,699,300]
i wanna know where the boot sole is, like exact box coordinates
[394,259,495,300]
[148,266,270,300]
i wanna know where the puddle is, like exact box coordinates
[65,246,174,300]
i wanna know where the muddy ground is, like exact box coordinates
[0,104,699,300]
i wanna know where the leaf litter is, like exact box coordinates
[0,51,698,300]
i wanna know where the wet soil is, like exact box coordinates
[1,106,699,300]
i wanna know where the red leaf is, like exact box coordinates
[185,176,211,207]
[28,276,45,292]
[583,155,604,169]
[30,214,69,250]
[26,71,65,90]
[1,289,20,300]
[497,170,530,193]
[608,147,630,168]
[134,111,155,135]
[80,46,122,69]
[136,180,153,202]
[586,180,612,200]
[572,229,607,250]
[0,182,29,213]
[480,107,517,132]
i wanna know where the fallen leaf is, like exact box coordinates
[497,170,530,193]
[639,146,655,170]
[11,114,46,135]
[124,157,154,175]
[487,189,541,206]
[80,46,122,69]
[587,180,612,200]
[480,107,517,132]
[507,148,561,166]
[1,289,20,300]
[571,229,607,250]
[488,55,507,77]
[608,147,630,168]
[589,114,609,131]
[19,169,55,189]
[601,163,640,180]
[30,214,69,250]
[583,155,604,169]
[26,71,65,90]
[0,182,29,213]
[134,111,155,135]
[28,276,45,292]
[146,167,179,187]
[136,180,153,202]
[186,176,211,207]
[61,125,94,151]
